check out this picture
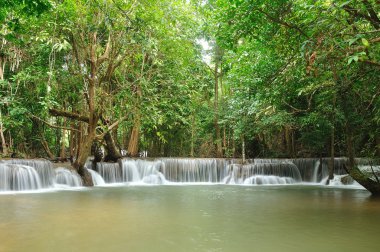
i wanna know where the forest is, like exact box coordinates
[1,0,379,188]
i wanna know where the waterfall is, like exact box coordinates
[0,159,108,191]
[222,160,301,185]
[91,158,232,184]
[2,159,55,187]
[356,165,380,182]
[121,159,140,182]
[292,158,320,182]
[88,158,303,185]
[223,164,241,184]
[293,157,379,184]
[121,159,163,183]
[1,157,377,190]
[120,158,301,185]
[141,172,166,184]
[160,158,229,183]
[87,169,105,186]
[250,162,302,181]
[311,159,321,183]
[95,162,122,183]
[0,163,42,191]
[55,168,82,187]
[244,175,296,185]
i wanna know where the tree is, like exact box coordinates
[210,0,380,193]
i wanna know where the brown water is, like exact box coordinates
[0,185,379,252]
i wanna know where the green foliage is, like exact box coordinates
[208,0,380,157]
[1,0,379,159]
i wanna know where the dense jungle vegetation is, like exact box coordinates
[1,0,379,187]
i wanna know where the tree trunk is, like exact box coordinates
[344,127,380,195]
[0,67,8,154]
[328,129,335,181]
[232,130,236,158]
[72,37,98,186]
[128,115,140,157]
[73,128,95,186]
[69,121,76,159]
[104,131,122,161]
[0,56,4,82]
[214,55,223,158]
[76,122,82,160]
[72,33,102,185]
[0,111,8,156]
[40,136,55,160]
[60,118,66,159]
[241,135,246,164]
[285,126,293,157]
[328,62,338,182]
[339,75,380,195]
[327,94,336,184]
[291,130,295,157]
[223,127,227,154]
[190,114,195,157]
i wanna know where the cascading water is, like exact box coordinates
[55,168,83,187]
[2,159,55,187]
[90,158,303,185]
[221,160,302,185]
[2,157,376,191]
[250,162,301,181]
[0,159,103,191]
[244,176,296,185]
[0,163,42,191]
[121,159,164,183]
[95,162,122,183]
[355,165,380,182]
[121,159,141,182]
[160,158,229,183]
[223,164,241,184]
[292,158,322,182]
[87,169,106,186]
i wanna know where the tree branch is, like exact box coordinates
[264,55,296,85]
[49,108,89,123]
[362,0,380,28]
[95,115,129,140]
[348,37,380,53]
[252,7,309,38]
[360,59,380,68]
[97,34,111,65]
[366,87,380,110]
[283,90,317,114]
[29,114,81,132]
[343,4,380,29]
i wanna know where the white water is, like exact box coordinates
[160,158,225,183]
[243,175,296,185]
[0,163,42,190]
[95,162,122,183]
[55,168,83,187]
[87,168,106,185]
[1,160,87,191]
[0,158,372,192]
[2,159,55,187]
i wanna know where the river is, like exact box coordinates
[1,185,379,252]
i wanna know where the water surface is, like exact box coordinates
[0,185,379,252]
